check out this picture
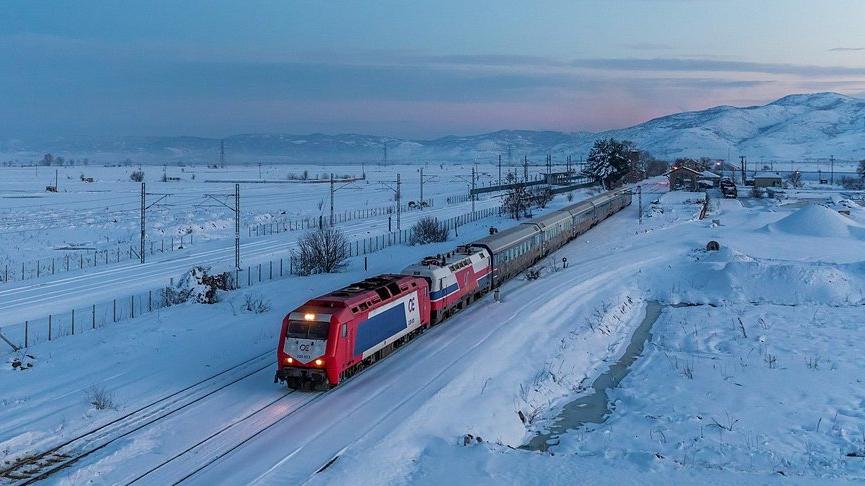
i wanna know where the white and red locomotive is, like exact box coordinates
[276,189,632,389]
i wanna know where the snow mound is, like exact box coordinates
[764,204,865,239]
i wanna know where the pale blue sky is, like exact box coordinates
[2,0,865,139]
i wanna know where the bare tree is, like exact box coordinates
[130,170,144,182]
[409,216,449,245]
[502,173,531,219]
[294,226,349,275]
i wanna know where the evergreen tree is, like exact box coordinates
[584,138,632,189]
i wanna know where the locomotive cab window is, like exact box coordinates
[386,282,401,296]
[286,320,330,340]
[341,323,348,338]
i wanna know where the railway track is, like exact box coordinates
[0,351,274,485]
[125,390,326,485]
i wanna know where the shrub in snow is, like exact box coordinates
[841,176,864,190]
[532,187,554,209]
[164,266,232,305]
[86,385,116,410]
[293,226,348,275]
[242,293,272,314]
[130,170,144,182]
[409,217,449,245]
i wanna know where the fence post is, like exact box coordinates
[24,321,28,348]
[92,304,96,329]
[113,299,116,322]
[149,290,152,312]
[72,309,75,335]
[269,261,273,280]
[48,314,52,341]
[259,263,262,282]
[280,258,283,277]
[131,295,135,319]
[248,267,251,286]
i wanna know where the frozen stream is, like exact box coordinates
[524,301,663,451]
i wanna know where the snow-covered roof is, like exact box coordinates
[753,171,783,179]
[699,170,720,179]
[665,166,701,176]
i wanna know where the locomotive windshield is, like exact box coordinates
[286,320,330,340]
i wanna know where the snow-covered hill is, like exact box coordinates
[3,93,863,163]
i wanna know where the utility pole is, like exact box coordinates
[396,173,401,230]
[234,184,240,271]
[419,167,437,209]
[830,155,835,185]
[139,182,170,264]
[498,154,502,185]
[637,185,642,225]
[330,175,359,225]
[379,174,402,230]
[258,162,262,180]
[54,169,58,191]
[204,185,240,271]
[140,183,145,264]
[740,156,746,185]
[383,142,387,166]
[330,173,335,226]
[523,156,529,182]
[471,166,476,212]
[219,139,225,168]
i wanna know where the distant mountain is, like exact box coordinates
[2,92,863,163]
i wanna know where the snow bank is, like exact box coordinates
[763,204,865,239]
[651,247,865,306]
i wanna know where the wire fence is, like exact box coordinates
[0,196,465,285]
[0,205,501,353]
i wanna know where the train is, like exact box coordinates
[275,188,632,389]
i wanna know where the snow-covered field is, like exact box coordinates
[3,175,865,485]
[0,162,551,275]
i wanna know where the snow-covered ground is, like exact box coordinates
[4,176,865,485]
[0,162,549,276]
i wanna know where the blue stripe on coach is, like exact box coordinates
[429,283,459,301]
[354,304,408,356]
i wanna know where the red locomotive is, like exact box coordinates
[276,274,430,388]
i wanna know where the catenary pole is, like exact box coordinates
[140,182,145,264]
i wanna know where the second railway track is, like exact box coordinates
[0,351,275,485]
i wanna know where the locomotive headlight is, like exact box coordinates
[304,313,315,321]
[286,357,294,364]
[314,359,324,366]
